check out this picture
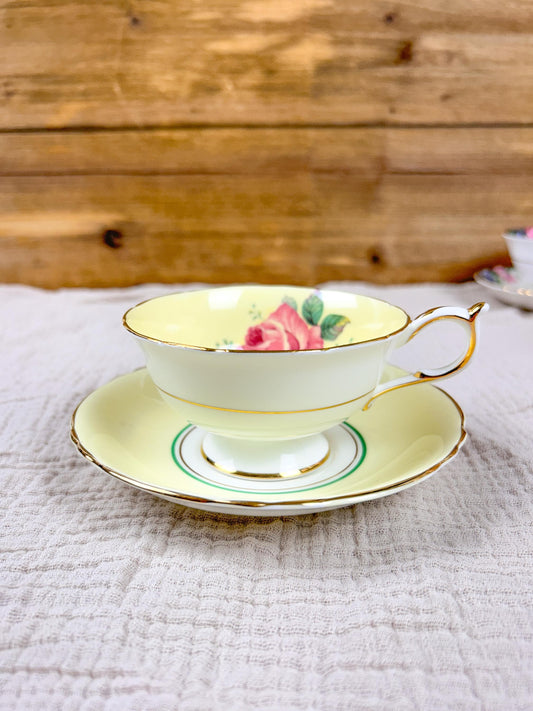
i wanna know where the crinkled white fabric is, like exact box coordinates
[1,281,531,711]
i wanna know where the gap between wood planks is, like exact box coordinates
[1,122,533,134]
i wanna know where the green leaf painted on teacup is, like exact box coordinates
[320,314,350,341]
[302,293,324,325]
[282,295,298,312]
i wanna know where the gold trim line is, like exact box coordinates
[199,444,330,479]
[156,384,373,414]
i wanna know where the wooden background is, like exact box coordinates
[2,0,532,287]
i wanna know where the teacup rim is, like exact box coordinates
[503,230,533,242]
[122,285,412,353]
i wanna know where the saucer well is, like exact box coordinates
[474,267,533,310]
[71,368,466,516]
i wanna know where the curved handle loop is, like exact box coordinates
[363,302,489,410]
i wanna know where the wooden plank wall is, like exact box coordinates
[1,0,532,287]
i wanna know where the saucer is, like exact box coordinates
[474,267,533,310]
[71,368,466,516]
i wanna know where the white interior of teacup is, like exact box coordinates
[124,286,409,351]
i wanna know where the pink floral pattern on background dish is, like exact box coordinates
[242,293,350,351]
[484,266,517,284]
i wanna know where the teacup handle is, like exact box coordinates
[363,302,488,410]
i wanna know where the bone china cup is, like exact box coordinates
[503,229,533,285]
[123,286,487,477]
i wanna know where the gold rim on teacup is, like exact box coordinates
[123,287,412,353]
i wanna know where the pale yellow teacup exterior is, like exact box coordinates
[123,286,487,444]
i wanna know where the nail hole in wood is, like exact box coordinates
[103,229,123,249]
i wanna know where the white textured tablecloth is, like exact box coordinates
[1,281,532,711]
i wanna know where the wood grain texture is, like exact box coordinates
[1,1,531,287]
[3,127,533,175]
[0,127,522,287]
[2,0,533,128]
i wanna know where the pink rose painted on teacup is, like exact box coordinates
[243,293,350,351]
[244,303,323,350]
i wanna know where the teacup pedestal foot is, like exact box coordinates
[201,432,330,479]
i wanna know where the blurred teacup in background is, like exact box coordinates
[503,227,533,286]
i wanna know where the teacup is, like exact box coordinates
[124,286,487,478]
[503,227,533,285]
